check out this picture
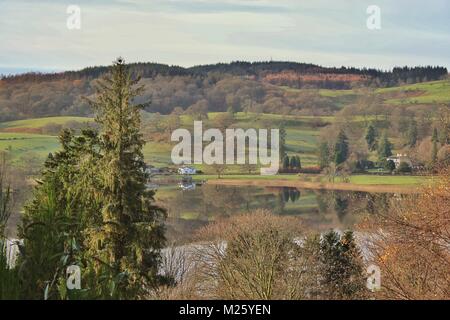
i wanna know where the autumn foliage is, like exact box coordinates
[363,168,450,299]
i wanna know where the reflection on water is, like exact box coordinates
[155,184,395,244]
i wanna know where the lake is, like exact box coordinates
[154,184,396,244]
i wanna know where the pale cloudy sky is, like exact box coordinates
[0,0,449,73]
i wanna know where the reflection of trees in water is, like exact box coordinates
[314,191,350,222]
[266,187,302,214]
[334,196,349,222]
[283,188,298,203]
[163,185,250,220]
[364,193,393,215]
[165,186,303,220]
[163,185,395,227]
[315,190,394,223]
[290,189,301,202]
[163,185,398,245]
[201,185,247,217]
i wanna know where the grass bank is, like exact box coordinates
[192,174,431,193]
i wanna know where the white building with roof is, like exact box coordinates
[386,154,412,169]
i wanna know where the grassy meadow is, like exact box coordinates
[282,79,450,106]
[193,174,429,185]
[0,116,93,165]
[377,79,450,104]
[142,111,323,169]
[0,116,94,130]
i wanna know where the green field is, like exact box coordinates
[192,174,429,185]
[142,112,323,169]
[0,116,94,130]
[0,116,94,164]
[0,132,59,162]
[282,79,450,106]
[377,79,450,104]
[347,175,429,185]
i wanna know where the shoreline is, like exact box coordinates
[205,178,423,194]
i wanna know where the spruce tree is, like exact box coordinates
[318,230,367,299]
[407,119,418,147]
[377,132,393,161]
[283,155,290,169]
[295,155,301,169]
[318,142,330,169]
[290,156,297,169]
[87,58,166,297]
[19,129,101,299]
[334,130,349,165]
[19,59,167,299]
[365,124,377,151]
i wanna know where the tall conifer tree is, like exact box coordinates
[365,124,377,151]
[334,130,349,165]
[377,132,393,161]
[87,58,166,297]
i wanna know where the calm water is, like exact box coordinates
[155,184,395,244]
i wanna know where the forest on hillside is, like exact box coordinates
[0,61,447,122]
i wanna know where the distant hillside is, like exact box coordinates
[0,60,447,122]
[2,61,447,88]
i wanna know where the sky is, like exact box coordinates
[1,0,449,74]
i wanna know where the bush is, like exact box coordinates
[186,210,369,300]
[192,210,311,299]
[396,162,412,173]
[385,160,396,172]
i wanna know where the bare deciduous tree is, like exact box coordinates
[361,168,450,299]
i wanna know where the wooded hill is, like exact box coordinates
[3,61,446,87]
[0,61,447,122]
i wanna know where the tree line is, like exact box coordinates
[0,61,446,122]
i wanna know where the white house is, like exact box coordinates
[386,154,412,168]
[178,166,197,175]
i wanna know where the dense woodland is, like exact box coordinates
[0,61,447,122]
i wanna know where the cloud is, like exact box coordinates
[0,0,449,71]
